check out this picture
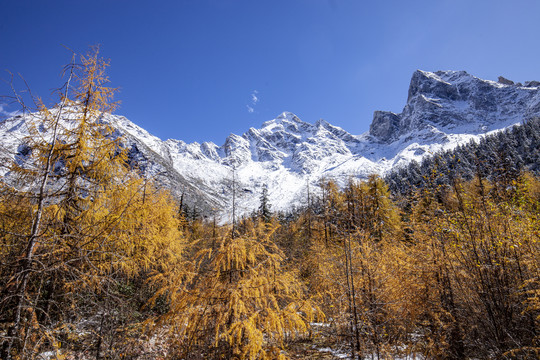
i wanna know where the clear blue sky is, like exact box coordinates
[1,0,540,144]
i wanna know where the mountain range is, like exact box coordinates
[2,70,540,220]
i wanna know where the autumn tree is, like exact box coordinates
[150,219,322,359]
[0,47,184,359]
[407,169,540,359]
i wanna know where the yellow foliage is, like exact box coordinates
[150,220,322,359]
[0,47,185,359]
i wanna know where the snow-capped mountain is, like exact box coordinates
[2,70,539,220]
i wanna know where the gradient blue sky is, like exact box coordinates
[1,0,540,144]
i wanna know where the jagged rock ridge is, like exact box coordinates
[1,70,539,220]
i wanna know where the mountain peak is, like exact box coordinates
[276,111,298,120]
[408,70,470,102]
[261,111,306,129]
[423,69,472,79]
[369,69,540,143]
[3,70,540,219]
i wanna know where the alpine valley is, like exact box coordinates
[2,70,540,220]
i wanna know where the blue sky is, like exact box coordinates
[1,0,540,144]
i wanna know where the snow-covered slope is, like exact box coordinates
[2,70,539,220]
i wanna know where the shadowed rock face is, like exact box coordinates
[369,70,540,143]
[407,70,465,102]
[498,76,514,85]
[370,111,400,143]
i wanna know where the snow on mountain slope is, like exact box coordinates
[1,70,539,221]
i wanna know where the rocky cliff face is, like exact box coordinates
[1,70,539,220]
[369,70,540,143]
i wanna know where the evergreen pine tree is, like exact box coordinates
[258,184,272,223]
